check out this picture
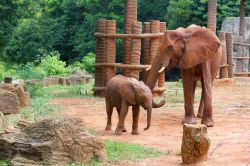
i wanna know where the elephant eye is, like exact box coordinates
[166,46,174,53]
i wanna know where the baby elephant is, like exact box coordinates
[105,75,165,135]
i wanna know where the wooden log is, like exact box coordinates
[236,36,244,72]
[181,124,210,164]
[150,20,160,89]
[219,31,228,78]
[233,42,250,46]
[233,57,250,59]
[130,22,142,80]
[94,18,107,97]
[106,20,116,84]
[226,33,234,78]
[94,32,164,39]
[142,22,151,83]
[207,0,217,33]
[158,22,166,91]
[93,63,150,70]
[123,0,137,77]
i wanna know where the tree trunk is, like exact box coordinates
[207,0,217,33]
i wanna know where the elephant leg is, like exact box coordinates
[105,99,113,131]
[197,93,204,118]
[131,105,140,135]
[115,99,129,135]
[182,69,196,124]
[200,61,214,127]
[117,107,127,132]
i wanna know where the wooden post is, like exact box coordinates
[249,35,250,76]
[130,22,142,80]
[106,20,116,84]
[219,31,228,78]
[142,22,151,83]
[236,36,243,72]
[226,33,234,78]
[123,0,137,77]
[207,0,217,33]
[94,18,107,97]
[150,20,160,90]
[158,22,166,94]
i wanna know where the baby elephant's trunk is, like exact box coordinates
[144,107,152,130]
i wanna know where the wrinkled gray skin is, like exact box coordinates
[105,75,165,135]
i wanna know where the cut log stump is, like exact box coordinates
[181,124,210,164]
[0,89,20,114]
[0,118,106,166]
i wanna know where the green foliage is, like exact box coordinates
[105,140,162,162]
[0,62,4,81]
[25,84,48,98]
[82,52,95,73]
[0,160,9,166]
[38,51,70,76]
[17,63,46,80]
[7,97,61,126]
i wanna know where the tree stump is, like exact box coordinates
[0,89,20,114]
[0,84,29,107]
[181,124,210,164]
[0,118,106,166]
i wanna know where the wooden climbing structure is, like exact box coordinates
[93,0,166,97]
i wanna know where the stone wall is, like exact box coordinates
[221,17,250,72]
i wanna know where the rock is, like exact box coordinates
[0,112,8,134]
[0,89,20,114]
[0,84,29,107]
[0,118,106,166]
[67,70,93,85]
[181,124,210,164]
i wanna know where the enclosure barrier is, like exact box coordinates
[93,19,166,97]
[226,33,234,78]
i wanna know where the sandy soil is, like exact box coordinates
[52,77,250,166]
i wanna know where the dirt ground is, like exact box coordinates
[53,77,250,166]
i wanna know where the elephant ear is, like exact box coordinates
[119,78,137,105]
[178,26,221,69]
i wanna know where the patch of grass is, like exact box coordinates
[7,97,61,126]
[105,140,162,162]
[88,129,97,136]
[0,160,10,166]
[44,81,94,98]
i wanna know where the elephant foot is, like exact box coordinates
[182,115,196,124]
[131,129,139,135]
[105,125,112,131]
[122,127,127,132]
[197,112,203,118]
[201,116,214,127]
[115,127,123,135]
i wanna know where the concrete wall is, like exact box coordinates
[221,17,250,72]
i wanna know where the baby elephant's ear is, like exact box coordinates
[119,79,136,105]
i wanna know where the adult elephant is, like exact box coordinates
[147,25,222,127]
[105,75,165,135]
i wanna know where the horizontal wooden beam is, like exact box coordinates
[219,64,230,67]
[234,72,250,75]
[95,32,164,39]
[93,63,151,70]
[233,43,250,46]
[233,57,250,59]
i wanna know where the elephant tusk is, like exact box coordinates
[145,67,151,71]
[158,66,166,73]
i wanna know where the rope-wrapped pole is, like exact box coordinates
[122,0,137,77]
[106,20,116,84]
[219,31,228,78]
[94,18,107,97]
[130,22,142,80]
[249,35,250,76]
[207,0,217,33]
[226,33,234,78]
[142,22,151,83]
[150,20,160,90]
[158,22,166,93]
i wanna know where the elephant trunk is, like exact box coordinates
[152,100,165,108]
[144,107,152,130]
